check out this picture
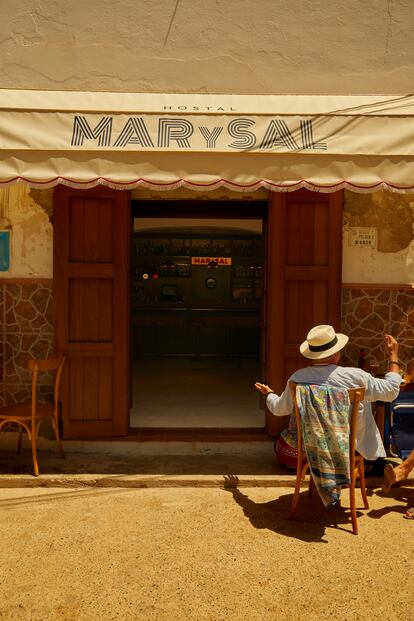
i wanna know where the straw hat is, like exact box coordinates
[300,324,348,360]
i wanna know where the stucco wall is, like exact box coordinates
[0,0,413,95]
[342,190,414,285]
[1,186,414,284]
[0,185,52,278]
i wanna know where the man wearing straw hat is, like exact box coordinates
[255,324,401,461]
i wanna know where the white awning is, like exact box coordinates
[1,89,414,193]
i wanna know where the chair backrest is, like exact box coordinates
[289,382,366,459]
[28,356,66,419]
[390,391,414,458]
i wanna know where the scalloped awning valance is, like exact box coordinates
[1,90,414,193]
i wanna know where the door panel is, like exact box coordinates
[54,186,131,438]
[68,279,113,342]
[266,189,343,435]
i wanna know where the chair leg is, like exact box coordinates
[16,426,23,455]
[289,460,307,520]
[358,459,369,510]
[308,474,314,498]
[52,418,65,459]
[30,428,39,477]
[349,470,358,535]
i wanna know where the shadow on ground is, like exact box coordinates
[367,486,414,519]
[222,475,365,542]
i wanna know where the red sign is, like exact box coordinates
[191,257,232,266]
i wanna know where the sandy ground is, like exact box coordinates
[0,485,412,621]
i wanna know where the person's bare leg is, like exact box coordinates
[381,463,397,493]
[382,448,414,493]
[394,448,414,481]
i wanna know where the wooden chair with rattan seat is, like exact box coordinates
[0,356,66,476]
[288,382,369,535]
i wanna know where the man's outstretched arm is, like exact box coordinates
[254,382,293,417]
[364,334,401,402]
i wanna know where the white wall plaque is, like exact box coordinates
[349,227,377,249]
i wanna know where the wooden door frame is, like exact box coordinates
[132,199,267,220]
[53,190,343,438]
[131,199,268,433]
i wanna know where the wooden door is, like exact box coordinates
[54,186,131,438]
[266,189,343,435]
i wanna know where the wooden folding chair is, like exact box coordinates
[0,356,66,476]
[288,382,369,535]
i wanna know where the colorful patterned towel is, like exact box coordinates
[296,384,351,509]
[280,407,299,449]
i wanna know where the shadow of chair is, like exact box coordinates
[289,382,368,535]
[0,356,66,476]
[222,476,364,542]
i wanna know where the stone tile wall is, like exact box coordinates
[0,280,412,409]
[0,280,53,406]
[341,286,414,372]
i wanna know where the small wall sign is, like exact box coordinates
[0,231,10,271]
[349,227,377,249]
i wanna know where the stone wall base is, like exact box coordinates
[0,279,53,406]
[341,285,414,372]
[0,280,413,409]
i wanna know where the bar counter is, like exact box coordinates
[135,306,260,327]
[134,306,261,356]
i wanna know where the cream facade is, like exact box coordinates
[0,1,412,95]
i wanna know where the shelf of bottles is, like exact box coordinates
[134,236,191,281]
[231,261,263,305]
[230,236,264,306]
[132,233,264,306]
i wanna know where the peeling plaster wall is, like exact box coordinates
[0,186,53,278]
[0,0,413,94]
[342,190,414,284]
[2,185,414,284]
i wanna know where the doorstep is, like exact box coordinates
[0,448,293,488]
[0,432,412,490]
[0,429,282,487]
[0,445,412,490]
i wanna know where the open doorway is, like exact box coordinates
[129,201,267,429]
[53,188,342,439]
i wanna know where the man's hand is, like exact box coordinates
[384,334,398,359]
[254,382,274,395]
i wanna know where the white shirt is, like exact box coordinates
[266,365,401,461]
